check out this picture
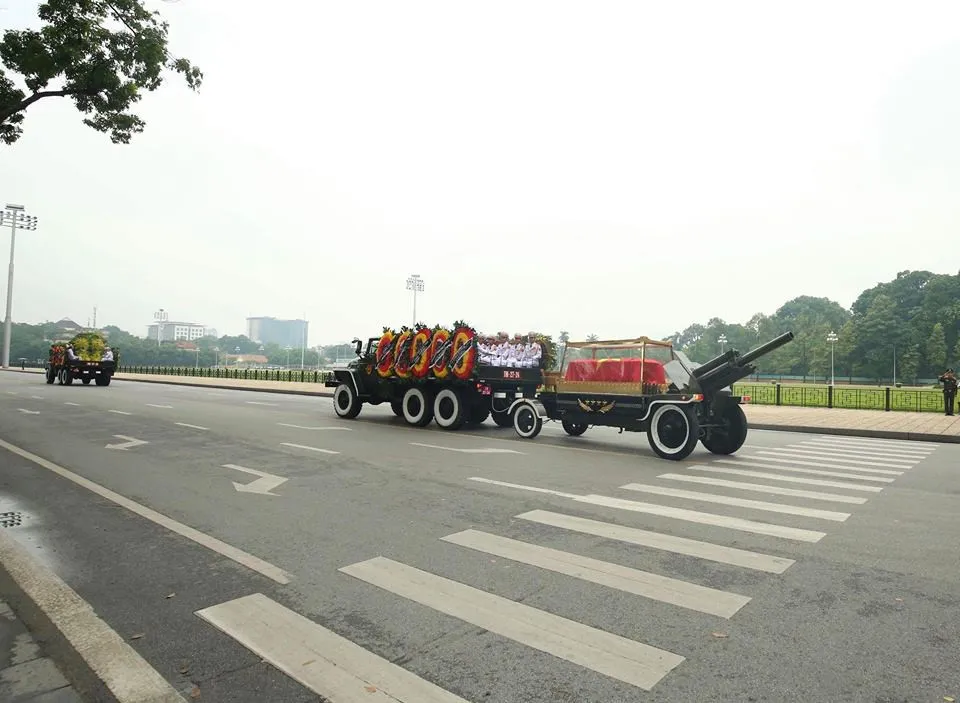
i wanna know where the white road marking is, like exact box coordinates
[411,442,524,454]
[107,409,132,415]
[277,423,352,431]
[517,510,794,573]
[795,441,930,460]
[620,483,851,521]
[690,465,884,492]
[104,435,149,451]
[339,556,685,691]
[4,391,16,395]
[467,477,826,542]
[657,473,868,504]
[0,438,291,584]
[279,442,339,455]
[175,422,209,431]
[146,404,173,409]
[246,401,277,406]
[735,456,902,477]
[223,464,288,495]
[64,402,81,406]
[713,459,895,483]
[753,449,914,469]
[196,593,469,702]
[16,408,39,414]
[815,435,937,451]
[442,529,751,618]
[29,395,44,400]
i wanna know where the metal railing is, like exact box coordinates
[118,365,333,385]
[731,383,949,413]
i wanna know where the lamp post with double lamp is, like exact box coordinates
[406,274,424,327]
[0,204,39,369]
[826,330,838,386]
[154,308,168,347]
[718,334,727,354]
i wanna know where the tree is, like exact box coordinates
[925,322,947,372]
[586,333,599,342]
[1,0,202,146]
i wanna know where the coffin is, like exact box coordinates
[564,358,667,385]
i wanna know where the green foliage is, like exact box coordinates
[925,323,947,371]
[0,0,202,145]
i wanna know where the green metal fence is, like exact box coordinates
[115,366,951,413]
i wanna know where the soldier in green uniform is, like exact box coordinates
[938,368,957,416]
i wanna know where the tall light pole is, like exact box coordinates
[154,308,168,347]
[827,330,838,386]
[718,334,727,354]
[1,204,38,369]
[406,274,424,327]
[285,345,292,368]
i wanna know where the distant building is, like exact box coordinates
[146,320,208,343]
[246,317,309,348]
[52,318,83,339]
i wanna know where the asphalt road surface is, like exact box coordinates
[0,372,958,702]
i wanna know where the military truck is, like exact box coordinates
[45,332,118,386]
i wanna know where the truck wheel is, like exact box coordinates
[95,376,110,387]
[333,383,362,419]
[491,410,512,427]
[701,404,748,455]
[82,378,91,385]
[647,403,699,460]
[513,401,543,439]
[390,400,403,417]
[468,404,490,424]
[63,371,74,385]
[45,369,55,384]
[434,388,466,430]
[402,387,434,427]
[561,417,588,436]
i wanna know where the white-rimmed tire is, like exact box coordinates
[402,386,434,427]
[333,383,362,419]
[646,403,699,460]
[434,388,466,430]
[512,400,543,439]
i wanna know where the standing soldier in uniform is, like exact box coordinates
[938,368,957,416]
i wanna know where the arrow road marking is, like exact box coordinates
[223,464,288,496]
[146,404,173,409]
[411,442,524,455]
[108,410,132,415]
[17,408,40,415]
[279,443,339,455]
[277,423,352,431]
[105,435,149,450]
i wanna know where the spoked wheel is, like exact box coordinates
[700,404,748,455]
[646,403,699,460]
[561,417,588,436]
[333,383,362,419]
[512,401,543,439]
[402,387,434,427]
[433,388,466,431]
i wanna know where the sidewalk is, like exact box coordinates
[0,597,82,702]
[5,369,959,443]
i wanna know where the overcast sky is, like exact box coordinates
[2,0,959,347]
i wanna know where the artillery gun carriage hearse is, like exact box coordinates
[509,331,794,460]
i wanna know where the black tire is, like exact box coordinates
[45,368,55,384]
[95,375,110,387]
[468,404,491,425]
[402,387,434,427]
[701,404,748,455]
[62,370,74,386]
[561,417,588,436]
[434,388,466,430]
[491,410,512,428]
[390,400,403,417]
[512,402,543,439]
[333,383,362,419]
[82,378,91,385]
[646,402,699,460]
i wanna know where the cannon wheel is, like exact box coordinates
[647,403,699,460]
[333,383,362,419]
[701,404,748,455]
[561,417,588,436]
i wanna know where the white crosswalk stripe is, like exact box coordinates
[813,436,937,452]
[194,435,938,699]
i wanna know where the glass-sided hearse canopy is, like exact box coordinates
[548,336,686,396]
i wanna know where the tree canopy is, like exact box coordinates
[0,0,202,145]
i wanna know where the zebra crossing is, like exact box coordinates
[195,434,939,701]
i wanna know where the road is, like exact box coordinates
[0,371,958,702]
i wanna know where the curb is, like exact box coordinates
[749,423,960,444]
[0,529,185,702]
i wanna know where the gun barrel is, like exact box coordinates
[738,331,794,367]
[691,349,737,379]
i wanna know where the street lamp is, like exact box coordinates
[406,274,424,327]
[826,330,838,386]
[0,204,38,368]
[213,346,219,367]
[285,345,292,368]
[154,308,168,347]
[718,334,727,354]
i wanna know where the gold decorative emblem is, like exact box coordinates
[577,398,616,413]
